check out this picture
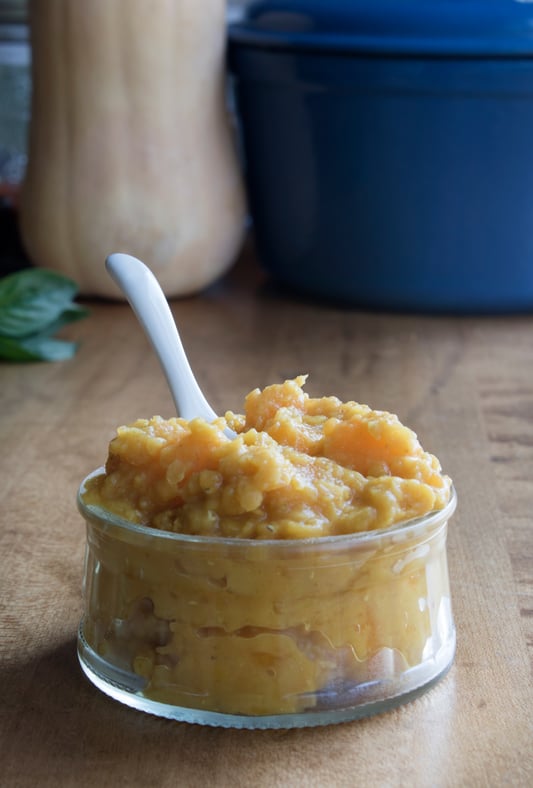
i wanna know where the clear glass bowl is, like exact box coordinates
[77,469,457,729]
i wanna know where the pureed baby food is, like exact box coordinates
[78,377,456,726]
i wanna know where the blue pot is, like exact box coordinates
[228,0,533,312]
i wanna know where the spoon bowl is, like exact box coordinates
[105,253,231,431]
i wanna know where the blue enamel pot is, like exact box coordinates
[228,0,533,312]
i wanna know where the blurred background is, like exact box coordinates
[0,0,29,273]
[5,0,533,310]
[0,0,249,278]
[0,0,29,200]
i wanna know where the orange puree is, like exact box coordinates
[80,377,454,716]
[84,376,451,538]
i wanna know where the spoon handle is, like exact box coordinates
[105,253,219,423]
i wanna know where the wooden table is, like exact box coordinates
[1,244,532,787]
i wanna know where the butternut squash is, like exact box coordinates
[19,0,246,298]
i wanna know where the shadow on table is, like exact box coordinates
[1,637,362,782]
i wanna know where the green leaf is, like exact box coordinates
[0,268,81,338]
[0,267,89,362]
[45,303,91,334]
[0,333,79,362]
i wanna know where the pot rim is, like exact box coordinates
[228,0,533,58]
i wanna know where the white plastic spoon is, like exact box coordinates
[105,253,228,429]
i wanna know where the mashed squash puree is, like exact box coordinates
[80,377,454,716]
[84,376,450,538]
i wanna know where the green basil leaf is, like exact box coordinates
[46,303,91,331]
[0,268,81,338]
[0,333,79,362]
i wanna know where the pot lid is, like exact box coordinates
[228,0,533,56]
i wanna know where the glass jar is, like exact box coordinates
[77,469,457,728]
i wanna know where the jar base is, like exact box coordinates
[77,623,455,729]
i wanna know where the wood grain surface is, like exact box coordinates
[1,246,532,787]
